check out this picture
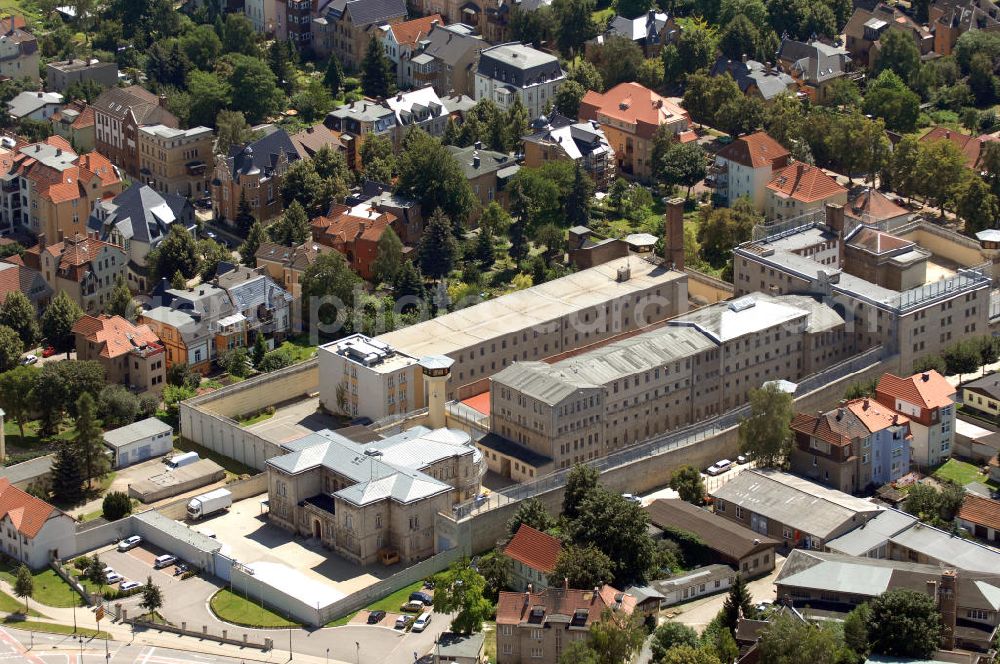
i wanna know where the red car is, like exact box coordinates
[41,346,56,358]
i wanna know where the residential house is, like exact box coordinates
[71,314,166,392]
[495,583,636,664]
[255,241,331,332]
[919,126,999,170]
[407,0,506,42]
[931,0,1000,56]
[22,234,127,313]
[790,398,911,494]
[379,14,444,86]
[0,478,75,569]
[245,0,279,34]
[875,370,956,469]
[214,264,293,344]
[765,161,848,220]
[960,373,1000,421]
[211,128,299,224]
[317,334,423,420]
[49,101,95,152]
[845,188,912,227]
[137,124,214,198]
[775,38,852,103]
[522,113,615,190]
[844,4,933,69]
[645,499,778,577]
[311,201,397,280]
[92,85,179,178]
[585,11,677,58]
[45,58,119,93]
[446,143,520,219]
[710,57,798,102]
[347,181,423,244]
[775,549,1000,653]
[957,493,1000,544]
[653,564,736,606]
[140,283,242,373]
[311,0,407,68]
[474,42,565,119]
[289,123,346,160]
[7,91,63,122]
[0,17,39,84]
[712,131,790,209]
[503,523,561,592]
[710,469,884,550]
[102,417,173,468]
[285,0,313,46]
[579,82,693,183]
[89,182,195,292]
[266,425,483,566]
[399,22,484,97]
[0,260,50,310]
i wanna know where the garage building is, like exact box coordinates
[103,418,174,468]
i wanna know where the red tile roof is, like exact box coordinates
[846,227,914,254]
[767,162,847,203]
[846,188,909,224]
[958,493,1000,532]
[503,524,561,574]
[848,398,910,434]
[23,234,125,283]
[496,584,636,626]
[579,83,690,140]
[876,370,955,411]
[0,478,58,539]
[389,14,443,48]
[24,147,119,206]
[920,126,999,169]
[717,131,790,169]
[311,205,396,248]
[72,314,162,359]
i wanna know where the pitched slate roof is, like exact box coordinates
[254,241,329,271]
[503,524,561,573]
[214,265,293,311]
[710,58,796,100]
[7,91,63,119]
[476,42,563,89]
[92,85,177,126]
[777,38,850,84]
[71,314,162,359]
[716,131,790,169]
[958,493,1000,532]
[418,22,484,68]
[91,182,192,245]
[0,477,60,539]
[226,128,299,179]
[326,0,406,25]
[767,162,846,203]
[876,370,955,410]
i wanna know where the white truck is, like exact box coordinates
[186,488,232,520]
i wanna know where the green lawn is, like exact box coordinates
[933,459,990,487]
[0,566,82,609]
[278,334,318,364]
[3,617,108,639]
[592,7,614,24]
[483,622,497,663]
[209,589,301,629]
[325,580,426,627]
[0,589,43,617]
[238,410,274,426]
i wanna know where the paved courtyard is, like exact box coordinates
[246,396,347,445]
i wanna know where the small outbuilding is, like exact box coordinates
[102,417,173,468]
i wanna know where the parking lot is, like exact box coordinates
[89,541,189,597]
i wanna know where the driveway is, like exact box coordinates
[671,555,783,633]
[68,457,183,519]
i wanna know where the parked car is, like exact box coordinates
[120,580,141,591]
[153,554,177,569]
[367,610,386,624]
[409,591,433,606]
[394,614,409,629]
[118,536,142,552]
[105,571,122,584]
[174,562,189,576]
[412,612,432,632]
[621,493,642,504]
[20,354,37,365]
[707,459,733,476]
[736,454,749,465]
[401,600,424,613]
[41,346,56,358]
[205,231,217,240]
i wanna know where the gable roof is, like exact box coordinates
[767,162,846,203]
[920,126,999,169]
[0,261,51,306]
[72,314,162,359]
[496,584,636,626]
[92,182,192,246]
[580,82,689,140]
[876,370,955,410]
[958,493,1000,532]
[388,14,443,47]
[710,58,797,100]
[333,0,407,25]
[0,477,60,539]
[289,123,345,159]
[225,128,299,180]
[255,241,330,271]
[23,234,125,283]
[418,22,484,67]
[92,85,177,127]
[777,38,850,84]
[716,131,789,169]
[845,227,915,255]
[503,523,561,574]
[645,499,778,561]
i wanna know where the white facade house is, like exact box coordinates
[473,43,564,119]
[318,334,421,420]
[244,0,278,34]
[7,91,63,121]
[0,479,76,568]
[654,564,735,606]
[102,417,174,468]
[713,131,790,210]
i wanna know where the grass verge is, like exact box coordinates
[278,334,318,364]
[325,580,426,627]
[0,565,81,608]
[238,410,274,426]
[3,617,109,638]
[209,589,301,628]
[0,589,43,617]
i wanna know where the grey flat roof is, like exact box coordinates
[0,454,54,485]
[653,564,734,590]
[103,417,173,449]
[826,509,916,556]
[888,520,1000,574]
[436,632,486,658]
[132,509,222,555]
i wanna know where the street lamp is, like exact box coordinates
[326,648,330,664]
[355,641,360,664]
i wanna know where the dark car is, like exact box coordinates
[409,591,433,606]
[367,610,386,624]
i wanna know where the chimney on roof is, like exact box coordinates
[863,398,869,409]
[57,229,64,243]
[921,372,930,381]
[741,53,748,63]
[37,232,45,251]
[55,148,61,156]
[472,152,480,169]
[431,19,439,27]
[474,140,482,150]
[36,91,42,98]
[158,95,168,109]
[527,583,533,593]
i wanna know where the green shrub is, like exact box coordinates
[73,556,92,571]
[102,492,132,521]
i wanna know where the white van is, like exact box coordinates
[412,612,432,632]
[153,554,177,569]
[166,452,199,469]
[707,459,733,476]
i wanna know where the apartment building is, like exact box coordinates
[211,128,299,224]
[49,101,95,152]
[503,524,561,592]
[311,0,407,68]
[495,584,636,664]
[285,0,313,46]
[775,38,851,103]
[138,124,214,198]
[488,292,851,478]
[72,314,166,393]
[266,425,483,566]
[407,0,506,42]
[0,17,38,84]
[398,22,484,97]
[732,204,991,371]
[930,0,1000,56]
[311,201,397,280]
[214,265,293,343]
[245,0,278,34]
[372,256,690,402]
[474,43,565,119]
[318,334,422,420]
[522,113,615,191]
[765,161,848,221]
[93,85,178,178]
[579,82,693,183]
[875,370,956,469]
[379,14,443,86]
[713,131,790,210]
[255,241,330,332]
[22,234,127,313]
[45,58,119,93]
[790,397,911,494]
[140,283,242,373]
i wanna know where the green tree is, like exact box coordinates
[551,544,614,589]
[75,392,109,486]
[13,564,32,614]
[887,135,922,201]
[324,54,344,96]
[32,360,106,432]
[431,559,493,635]
[252,331,268,368]
[392,261,426,302]
[171,270,187,290]
[509,6,557,50]
[0,290,39,347]
[239,219,268,268]
[504,96,530,153]
[186,70,229,128]
[650,622,700,661]
[572,488,655,586]
[179,23,222,70]
[956,175,1000,236]
[697,200,760,267]
[215,110,254,154]
[943,337,981,379]
[555,80,586,118]
[0,365,38,441]
[823,78,862,107]
[98,384,140,428]
[756,613,850,664]
[669,465,706,505]
[102,491,132,520]
[0,325,23,373]
[140,576,163,621]
[700,620,739,662]
[224,53,284,124]
[221,13,258,56]
[473,228,495,267]
[417,209,458,280]
[865,589,942,658]
[738,383,794,467]
[148,224,200,282]
[969,52,999,106]
[558,641,601,664]
[41,291,84,354]
[614,0,655,18]
[198,238,231,281]
[477,550,511,601]
[682,70,742,128]
[567,59,603,92]
[371,226,404,285]
[51,440,85,504]
[300,251,360,330]
[875,29,921,83]
[259,348,293,372]
[563,463,600,521]
[552,0,596,55]
[917,138,966,215]
[656,139,707,199]
[106,275,136,322]
[590,35,644,88]
[269,201,311,247]
[395,130,476,227]
[218,347,252,378]
[843,603,871,661]
[507,497,555,536]
[361,35,393,98]
[267,39,296,94]
[718,14,759,61]
[656,645,721,664]
[588,608,647,664]
[234,189,256,234]
[719,574,755,632]
[292,78,335,123]
[863,70,920,133]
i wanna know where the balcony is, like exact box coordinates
[186,161,207,176]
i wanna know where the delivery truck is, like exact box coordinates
[186,488,232,520]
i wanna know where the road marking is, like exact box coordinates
[140,645,157,664]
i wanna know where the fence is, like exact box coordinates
[123,616,272,651]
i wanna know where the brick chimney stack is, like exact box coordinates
[664,198,684,270]
[825,202,845,266]
[939,569,957,650]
